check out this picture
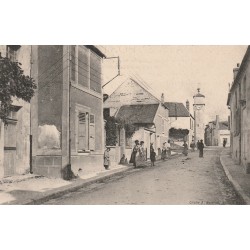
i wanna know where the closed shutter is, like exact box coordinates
[89,114,95,151]
[90,52,102,93]
[78,112,86,150]
[78,46,89,88]
[70,45,76,82]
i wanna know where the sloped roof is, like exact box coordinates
[219,121,229,130]
[164,102,190,117]
[116,104,159,124]
[193,93,205,98]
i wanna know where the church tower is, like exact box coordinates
[193,88,205,143]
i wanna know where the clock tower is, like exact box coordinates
[193,88,205,144]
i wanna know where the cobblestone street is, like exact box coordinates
[44,147,244,205]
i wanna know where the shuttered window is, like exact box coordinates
[78,46,89,88]
[70,45,76,82]
[78,112,87,151]
[89,114,95,151]
[90,52,102,93]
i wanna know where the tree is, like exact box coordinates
[0,55,36,122]
[169,127,189,139]
[105,116,117,146]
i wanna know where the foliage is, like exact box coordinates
[169,127,189,139]
[105,116,117,146]
[0,55,36,122]
[116,118,137,138]
[104,115,137,146]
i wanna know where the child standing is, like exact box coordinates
[104,147,111,170]
[150,143,156,167]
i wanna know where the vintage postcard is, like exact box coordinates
[0,45,248,205]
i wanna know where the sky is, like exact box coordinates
[102,45,248,124]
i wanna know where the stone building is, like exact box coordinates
[31,45,106,178]
[164,100,194,145]
[193,88,206,143]
[0,45,32,178]
[204,115,230,147]
[227,46,250,173]
[103,76,169,163]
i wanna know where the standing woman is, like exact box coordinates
[183,141,188,156]
[136,141,147,167]
[150,143,156,167]
[199,140,204,158]
[161,142,167,160]
[129,140,140,167]
[104,147,111,170]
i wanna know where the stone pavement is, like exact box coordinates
[0,151,181,205]
[220,148,250,205]
[0,163,132,205]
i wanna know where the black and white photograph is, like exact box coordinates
[0,45,248,205]
[1,1,250,250]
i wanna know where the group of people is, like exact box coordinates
[129,140,156,168]
[189,139,205,157]
[161,140,171,160]
[104,138,205,170]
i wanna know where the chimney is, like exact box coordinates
[161,93,165,103]
[215,115,219,126]
[233,63,240,80]
[186,100,190,111]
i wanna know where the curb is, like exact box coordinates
[7,153,182,205]
[219,155,250,205]
[16,166,134,205]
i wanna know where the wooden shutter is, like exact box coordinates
[89,114,95,151]
[70,45,76,82]
[78,112,86,150]
[90,52,102,93]
[78,46,89,88]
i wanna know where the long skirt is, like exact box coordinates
[183,148,188,156]
[136,153,148,167]
[129,152,136,165]
[199,149,203,157]
[161,150,167,160]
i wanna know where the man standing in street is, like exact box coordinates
[198,140,204,158]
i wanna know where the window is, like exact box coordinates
[78,112,88,151]
[89,114,95,151]
[77,111,95,152]
[90,52,102,93]
[70,46,102,93]
[7,46,17,62]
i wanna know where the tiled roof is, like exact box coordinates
[219,121,229,130]
[116,104,159,124]
[164,102,190,117]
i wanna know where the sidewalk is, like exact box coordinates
[0,151,182,205]
[0,164,132,205]
[220,149,250,205]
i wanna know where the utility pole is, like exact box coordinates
[29,45,33,174]
[68,45,72,177]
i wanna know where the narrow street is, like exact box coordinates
[44,147,244,205]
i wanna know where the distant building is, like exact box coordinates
[227,46,250,173]
[103,76,169,162]
[204,115,230,147]
[164,101,194,145]
[193,88,205,143]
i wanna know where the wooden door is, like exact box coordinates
[4,121,17,177]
